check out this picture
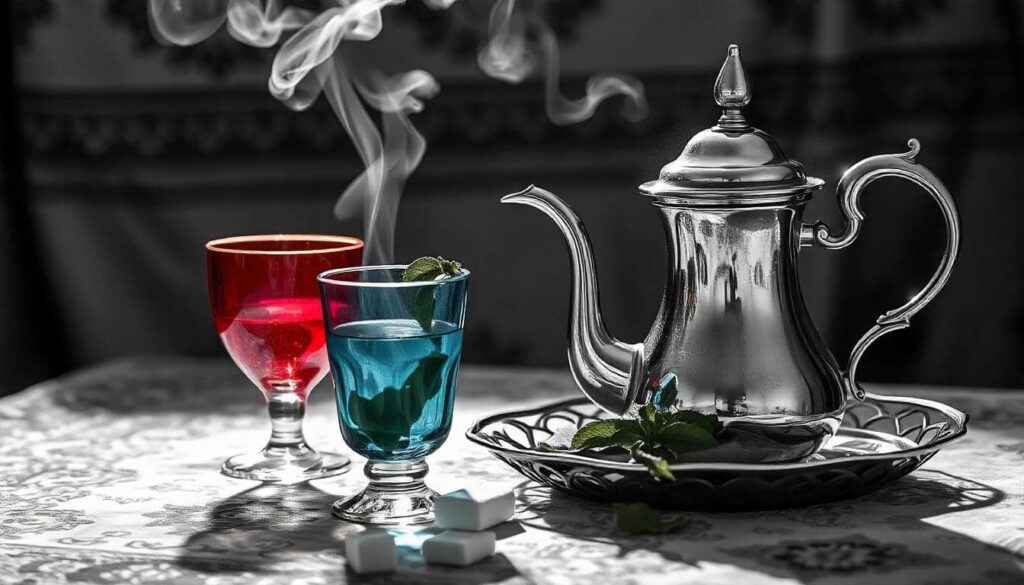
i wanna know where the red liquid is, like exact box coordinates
[206,234,363,401]
[218,298,327,401]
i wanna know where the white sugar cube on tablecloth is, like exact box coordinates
[434,488,515,531]
[422,530,496,567]
[344,529,397,574]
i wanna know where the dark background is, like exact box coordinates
[1,0,1022,396]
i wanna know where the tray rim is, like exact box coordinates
[466,392,969,473]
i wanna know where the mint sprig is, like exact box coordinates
[347,353,448,451]
[544,376,721,481]
[403,256,463,281]
[401,256,464,333]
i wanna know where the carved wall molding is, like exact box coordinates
[20,45,1021,168]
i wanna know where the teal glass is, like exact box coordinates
[318,265,469,525]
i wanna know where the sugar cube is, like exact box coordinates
[434,488,515,531]
[422,530,496,567]
[344,529,397,574]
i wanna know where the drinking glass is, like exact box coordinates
[206,234,363,483]
[318,265,469,525]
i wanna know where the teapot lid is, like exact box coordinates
[640,45,823,203]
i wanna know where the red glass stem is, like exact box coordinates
[266,392,306,450]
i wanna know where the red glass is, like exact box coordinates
[206,234,363,483]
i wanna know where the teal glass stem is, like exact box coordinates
[318,265,469,525]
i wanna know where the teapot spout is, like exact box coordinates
[501,185,645,415]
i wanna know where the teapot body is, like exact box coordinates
[640,199,846,462]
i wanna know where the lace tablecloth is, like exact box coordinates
[1,358,1022,584]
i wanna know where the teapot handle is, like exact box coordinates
[801,139,961,400]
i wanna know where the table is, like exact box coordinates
[1,358,1022,584]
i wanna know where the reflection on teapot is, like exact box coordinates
[503,45,960,463]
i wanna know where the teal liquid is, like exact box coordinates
[327,319,462,461]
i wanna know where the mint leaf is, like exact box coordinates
[403,352,448,419]
[648,457,675,481]
[630,444,675,481]
[403,256,463,282]
[657,421,718,454]
[571,419,643,451]
[641,403,658,425]
[613,502,690,535]
[539,419,641,452]
[345,352,448,452]
[438,258,463,277]
[347,387,408,452]
[402,257,464,334]
[403,257,445,282]
[637,402,666,440]
[414,288,436,333]
[665,410,721,435]
[569,419,620,449]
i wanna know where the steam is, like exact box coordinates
[478,0,648,125]
[268,1,394,109]
[149,0,647,263]
[319,63,438,265]
[227,0,314,48]
[149,0,231,45]
[150,0,313,47]
[265,0,435,264]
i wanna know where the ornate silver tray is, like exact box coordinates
[467,393,968,510]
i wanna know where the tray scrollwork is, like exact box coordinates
[467,394,968,510]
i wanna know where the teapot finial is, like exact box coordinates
[714,44,750,130]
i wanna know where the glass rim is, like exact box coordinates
[205,234,364,255]
[318,264,470,288]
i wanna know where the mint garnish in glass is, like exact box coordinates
[402,256,464,333]
[403,256,463,281]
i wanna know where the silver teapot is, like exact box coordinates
[503,45,960,463]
